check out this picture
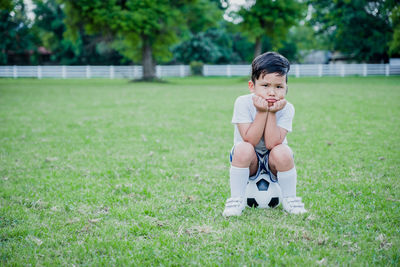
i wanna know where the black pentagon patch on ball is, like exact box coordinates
[268,197,279,208]
[256,178,269,191]
[247,198,258,208]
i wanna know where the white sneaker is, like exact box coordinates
[282,197,307,214]
[222,197,245,217]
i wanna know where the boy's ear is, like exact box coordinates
[248,80,255,93]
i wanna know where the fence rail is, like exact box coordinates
[1,64,399,79]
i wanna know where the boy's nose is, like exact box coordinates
[267,87,275,95]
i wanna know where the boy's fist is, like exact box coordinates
[252,95,269,112]
[268,99,287,113]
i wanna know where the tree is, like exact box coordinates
[231,32,255,63]
[33,0,77,64]
[309,0,395,62]
[389,5,400,57]
[173,23,242,64]
[173,32,223,64]
[33,0,125,65]
[277,24,330,63]
[0,0,38,64]
[232,0,305,58]
[180,0,224,35]
[62,0,210,80]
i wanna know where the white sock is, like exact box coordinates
[229,166,249,199]
[277,167,297,198]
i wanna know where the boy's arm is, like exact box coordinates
[264,99,288,150]
[237,95,269,147]
[237,112,268,147]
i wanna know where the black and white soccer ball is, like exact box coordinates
[245,173,282,208]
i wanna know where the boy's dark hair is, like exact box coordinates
[251,52,290,83]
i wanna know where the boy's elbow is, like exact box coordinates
[243,137,258,148]
[265,144,275,150]
[265,140,282,150]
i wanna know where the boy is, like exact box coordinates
[223,52,307,217]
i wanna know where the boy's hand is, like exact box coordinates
[252,95,269,112]
[268,99,287,113]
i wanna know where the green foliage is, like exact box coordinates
[61,0,222,78]
[0,77,399,265]
[181,0,223,34]
[0,0,13,10]
[2,0,398,66]
[173,26,241,64]
[0,0,38,64]
[209,0,228,10]
[63,0,193,62]
[233,0,306,55]
[33,0,74,64]
[277,25,330,63]
[189,61,203,75]
[308,0,395,62]
[32,0,125,65]
[230,31,255,63]
[389,6,400,57]
[278,40,298,63]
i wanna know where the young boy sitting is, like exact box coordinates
[223,52,307,217]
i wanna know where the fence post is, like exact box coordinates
[180,65,184,77]
[134,65,139,79]
[110,65,115,79]
[341,64,345,77]
[363,64,367,77]
[86,65,91,78]
[62,66,66,79]
[385,64,390,77]
[295,65,300,78]
[156,66,161,78]
[203,65,208,76]
[227,65,231,77]
[318,64,323,77]
[37,65,42,79]
[13,65,17,78]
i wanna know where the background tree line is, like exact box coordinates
[1,0,399,79]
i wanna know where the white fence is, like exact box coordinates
[0,64,399,79]
[204,64,400,77]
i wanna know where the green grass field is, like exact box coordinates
[1,76,399,265]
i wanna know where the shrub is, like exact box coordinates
[190,61,204,76]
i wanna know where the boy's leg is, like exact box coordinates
[223,142,258,217]
[269,144,307,214]
[230,142,258,197]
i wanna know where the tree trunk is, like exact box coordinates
[254,36,262,58]
[141,35,156,80]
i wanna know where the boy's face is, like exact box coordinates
[248,72,287,102]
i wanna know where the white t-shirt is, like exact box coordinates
[231,94,294,152]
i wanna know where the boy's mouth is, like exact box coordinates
[266,98,277,103]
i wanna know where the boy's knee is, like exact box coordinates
[233,142,255,163]
[270,144,294,167]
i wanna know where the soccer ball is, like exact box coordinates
[245,173,282,208]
